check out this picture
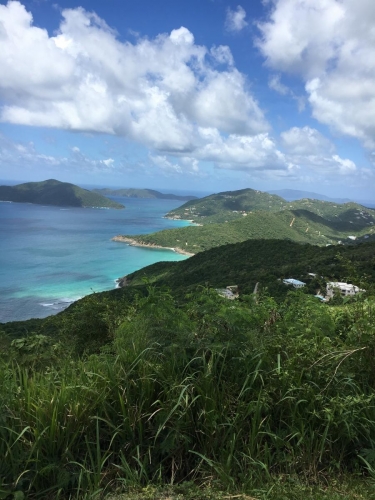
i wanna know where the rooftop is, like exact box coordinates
[283,278,306,286]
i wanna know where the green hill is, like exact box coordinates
[0,179,125,209]
[166,187,375,225]
[120,238,375,297]
[93,187,197,201]
[114,208,375,254]
[3,239,375,340]
[166,188,287,223]
[2,239,375,498]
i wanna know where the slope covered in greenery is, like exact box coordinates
[94,187,197,201]
[0,179,125,208]
[166,188,288,223]
[1,274,375,498]
[117,208,375,254]
[123,239,375,297]
[1,239,375,498]
[166,187,375,225]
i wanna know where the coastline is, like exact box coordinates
[163,216,203,226]
[112,235,195,256]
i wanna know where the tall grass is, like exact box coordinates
[1,289,375,498]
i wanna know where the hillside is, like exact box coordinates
[0,179,125,209]
[3,240,375,339]
[2,239,375,498]
[166,187,375,224]
[166,188,287,223]
[114,208,375,254]
[93,187,197,201]
[120,239,375,297]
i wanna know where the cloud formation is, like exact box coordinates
[0,1,267,162]
[257,0,375,149]
[0,0,367,187]
[281,126,357,176]
[225,5,248,33]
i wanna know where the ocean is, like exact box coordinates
[0,197,191,323]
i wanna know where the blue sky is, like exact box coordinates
[0,0,374,201]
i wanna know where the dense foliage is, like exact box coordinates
[124,239,375,299]
[2,239,375,498]
[2,286,375,499]
[0,179,124,209]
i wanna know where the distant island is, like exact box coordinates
[268,188,352,204]
[93,187,198,201]
[0,179,125,209]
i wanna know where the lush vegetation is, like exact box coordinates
[122,239,375,299]
[94,188,197,201]
[2,283,375,499]
[0,179,125,209]
[2,240,375,498]
[119,208,375,254]
[166,188,375,225]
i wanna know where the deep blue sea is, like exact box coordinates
[0,197,191,323]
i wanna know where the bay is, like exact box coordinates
[0,197,190,323]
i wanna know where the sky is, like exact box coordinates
[0,0,374,201]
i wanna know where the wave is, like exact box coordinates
[39,296,82,310]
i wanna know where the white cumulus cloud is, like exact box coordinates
[0,1,268,161]
[257,0,375,149]
[281,127,335,156]
[280,126,357,176]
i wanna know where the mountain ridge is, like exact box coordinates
[268,188,352,204]
[165,187,374,224]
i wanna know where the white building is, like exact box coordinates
[283,278,306,289]
[326,282,364,299]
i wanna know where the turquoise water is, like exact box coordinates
[0,197,190,322]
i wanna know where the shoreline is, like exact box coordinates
[112,235,195,257]
[163,216,203,226]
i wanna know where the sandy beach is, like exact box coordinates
[112,235,195,256]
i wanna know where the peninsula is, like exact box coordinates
[112,235,194,256]
[0,179,125,209]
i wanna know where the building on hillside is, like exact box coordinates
[283,278,306,289]
[217,285,239,300]
[326,282,364,299]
